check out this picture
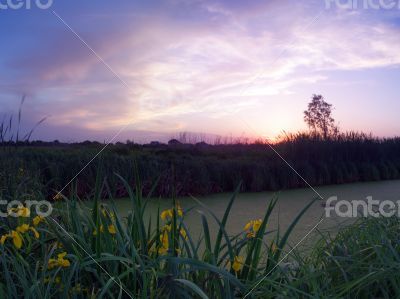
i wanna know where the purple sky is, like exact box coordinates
[1,0,400,142]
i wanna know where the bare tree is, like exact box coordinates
[304,94,338,139]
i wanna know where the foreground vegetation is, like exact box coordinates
[0,175,399,298]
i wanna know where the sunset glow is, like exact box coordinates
[1,0,400,142]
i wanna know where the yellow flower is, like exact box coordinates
[176,204,183,217]
[231,256,244,273]
[19,207,31,217]
[93,225,104,236]
[16,224,40,239]
[160,231,169,247]
[16,224,30,233]
[244,219,263,238]
[160,205,184,221]
[47,259,58,270]
[246,231,255,239]
[162,224,171,232]
[108,224,116,235]
[160,209,173,221]
[252,219,262,232]
[158,231,169,255]
[33,215,44,226]
[11,231,22,249]
[101,208,116,222]
[44,276,61,284]
[58,258,71,268]
[158,246,168,255]
[244,222,251,231]
[30,227,40,239]
[9,206,30,217]
[0,234,8,245]
[48,252,71,270]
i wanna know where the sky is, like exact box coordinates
[0,0,399,143]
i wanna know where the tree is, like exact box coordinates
[304,94,338,139]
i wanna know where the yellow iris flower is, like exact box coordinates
[10,231,23,249]
[1,224,40,249]
[160,204,184,220]
[160,209,173,221]
[244,219,263,238]
[108,224,116,235]
[16,224,29,233]
[92,225,104,236]
[16,224,39,239]
[231,256,244,273]
[162,224,171,232]
[48,252,71,270]
[8,206,30,217]
[33,215,44,226]
[157,231,169,255]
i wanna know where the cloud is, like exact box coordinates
[1,1,400,140]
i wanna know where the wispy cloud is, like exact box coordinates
[1,0,399,141]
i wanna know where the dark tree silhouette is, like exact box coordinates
[304,94,338,139]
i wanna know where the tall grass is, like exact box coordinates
[0,168,399,298]
[2,131,399,199]
[0,169,318,298]
[0,95,47,204]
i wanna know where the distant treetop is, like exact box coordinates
[304,94,339,140]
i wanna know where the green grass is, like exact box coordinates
[0,173,316,298]
[0,172,399,298]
